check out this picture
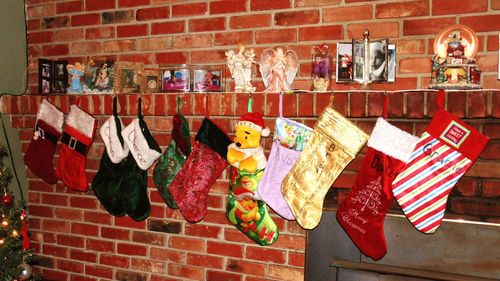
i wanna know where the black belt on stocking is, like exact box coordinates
[35,125,59,144]
[61,132,88,155]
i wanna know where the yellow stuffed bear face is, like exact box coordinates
[234,125,261,149]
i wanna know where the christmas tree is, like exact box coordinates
[0,142,41,280]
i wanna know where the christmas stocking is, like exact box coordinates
[153,97,191,208]
[336,117,419,260]
[56,104,97,192]
[281,106,368,229]
[169,117,231,223]
[24,99,64,184]
[226,112,279,246]
[92,98,129,216]
[392,90,489,234]
[121,115,162,221]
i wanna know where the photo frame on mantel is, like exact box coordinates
[114,62,144,94]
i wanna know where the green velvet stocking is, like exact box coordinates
[121,154,150,221]
[153,140,186,208]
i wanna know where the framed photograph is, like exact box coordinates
[115,62,144,94]
[387,43,396,83]
[83,58,114,94]
[38,59,52,94]
[498,34,500,80]
[53,60,68,93]
[144,68,160,93]
[193,66,224,92]
[352,40,366,82]
[336,42,353,83]
[160,65,190,92]
[368,40,388,82]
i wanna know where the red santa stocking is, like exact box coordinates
[24,99,64,184]
[336,117,419,260]
[56,105,97,192]
[392,90,489,234]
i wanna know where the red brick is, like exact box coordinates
[169,263,204,280]
[172,2,208,17]
[137,6,169,21]
[43,16,70,29]
[214,31,253,46]
[69,196,98,209]
[399,57,431,74]
[367,92,385,117]
[482,181,500,198]
[275,10,319,26]
[27,19,40,31]
[268,264,305,281]
[299,25,343,41]
[28,31,53,44]
[28,4,57,19]
[493,92,500,118]
[433,0,487,15]
[54,28,84,42]
[289,252,305,267]
[85,26,115,39]
[57,234,84,248]
[101,227,130,240]
[480,142,500,160]
[403,17,455,35]
[229,14,271,29]
[191,49,226,63]
[483,123,500,139]
[453,178,479,197]
[131,259,165,274]
[206,270,242,281]
[174,34,212,48]
[255,28,296,44]
[71,222,99,236]
[493,0,500,9]
[187,253,224,268]
[41,269,68,280]
[251,0,291,11]
[323,5,372,22]
[117,24,148,38]
[348,22,399,38]
[446,91,466,118]
[70,249,97,263]
[207,241,243,258]
[156,52,188,64]
[85,0,115,11]
[43,244,69,258]
[406,92,424,118]
[210,0,246,14]
[85,265,113,279]
[57,1,83,13]
[71,13,100,26]
[486,35,499,52]
[83,211,112,225]
[99,254,130,268]
[30,205,55,218]
[467,92,487,118]
[54,208,82,220]
[349,92,366,117]
[246,246,286,264]
[169,236,205,252]
[103,39,135,52]
[185,224,221,238]
[118,0,150,7]
[376,0,429,18]
[86,239,115,252]
[151,21,185,35]
[226,259,266,276]
[43,44,70,56]
[150,248,184,262]
[296,0,341,7]
[102,10,134,24]
[450,197,500,217]
[189,17,225,32]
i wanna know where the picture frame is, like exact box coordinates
[144,68,160,93]
[115,62,144,94]
[84,57,114,94]
[193,66,224,92]
[352,40,366,83]
[38,59,52,94]
[160,65,190,92]
[368,39,389,82]
[387,43,396,83]
[498,34,500,80]
[336,42,353,83]
[53,60,68,93]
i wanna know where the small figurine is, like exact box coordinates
[67,62,85,93]
[226,44,256,93]
[259,48,298,93]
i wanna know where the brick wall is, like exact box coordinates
[26,0,500,92]
[10,0,500,280]
[1,90,499,280]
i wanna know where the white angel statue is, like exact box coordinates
[226,44,256,93]
[259,48,298,93]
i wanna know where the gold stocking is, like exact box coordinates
[281,106,368,229]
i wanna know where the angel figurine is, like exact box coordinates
[259,48,298,93]
[226,44,256,93]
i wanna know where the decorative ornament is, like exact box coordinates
[259,47,298,93]
[225,44,256,93]
[0,238,4,245]
[12,229,19,237]
[1,217,8,227]
[2,192,13,207]
[18,262,33,280]
[312,44,331,91]
[430,24,481,89]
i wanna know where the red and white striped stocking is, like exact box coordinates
[392,90,489,234]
